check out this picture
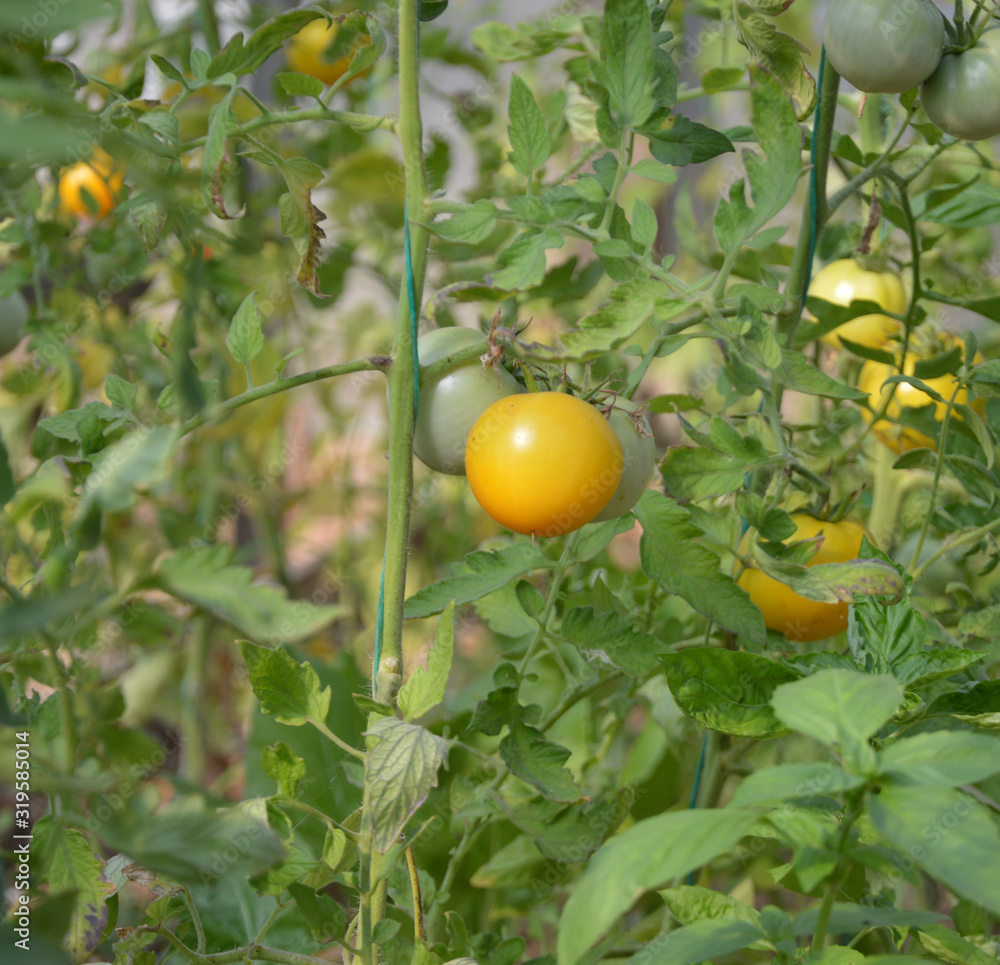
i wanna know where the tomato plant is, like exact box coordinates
[465,392,622,536]
[922,26,1000,141]
[737,515,870,642]
[808,259,906,348]
[858,331,984,452]
[412,326,522,474]
[823,0,945,93]
[4,1,1000,964]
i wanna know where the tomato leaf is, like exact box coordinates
[868,786,1000,915]
[593,0,655,130]
[500,719,582,804]
[714,67,802,257]
[645,115,735,167]
[556,809,758,965]
[561,606,669,675]
[397,602,455,721]
[403,543,553,618]
[507,74,551,177]
[770,669,903,764]
[878,731,1000,787]
[366,717,450,853]
[226,291,264,365]
[662,648,798,737]
[239,640,331,727]
[154,548,343,644]
[925,680,1000,730]
[636,491,768,644]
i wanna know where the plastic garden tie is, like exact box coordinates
[404,198,421,419]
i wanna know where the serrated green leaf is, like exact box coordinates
[80,426,177,516]
[155,548,342,644]
[366,717,449,852]
[404,544,552,619]
[104,375,137,411]
[240,640,331,726]
[397,602,454,721]
[430,200,498,244]
[261,742,307,797]
[47,829,115,962]
[646,115,735,167]
[663,648,796,737]
[277,71,325,98]
[508,74,551,177]
[227,292,264,365]
[636,491,767,643]
[594,0,655,129]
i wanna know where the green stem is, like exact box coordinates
[179,357,387,437]
[196,0,221,55]
[375,0,429,705]
[908,382,964,571]
[308,717,367,761]
[151,928,331,965]
[181,886,207,953]
[179,617,211,783]
[811,791,864,952]
[777,55,840,341]
[181,108,397,151]
[599,129,632,233]
[280,799,362,842]
[911,515,1000,582]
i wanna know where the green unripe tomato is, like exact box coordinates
[823,0,944,93]
[412,327,523,475]
[922,28,1000,141]
[0,290,29,356]
[591,400,655,522]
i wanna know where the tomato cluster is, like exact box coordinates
[412,328,654,538]
[823,1,1000,141]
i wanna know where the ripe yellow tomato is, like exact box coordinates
[58,149,124,219]
[808,260,906,349]
[737,515,870,643]
[285,19,372,87]
[858,333,984,453]
[465,392,623,537]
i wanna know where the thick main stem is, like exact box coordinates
[356,3,430,963]
[376,0,429,703]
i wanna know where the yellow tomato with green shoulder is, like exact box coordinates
[808,259,906,349]
[858,332,984,453]
[737,514,871,643]
[286,18,372,87]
